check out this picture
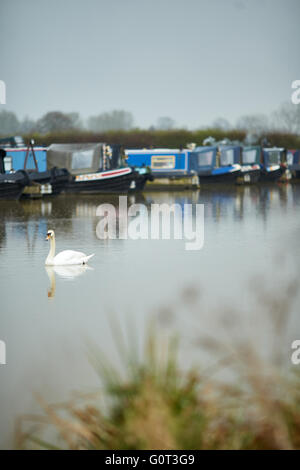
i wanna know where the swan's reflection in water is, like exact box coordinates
[45,265,93,298]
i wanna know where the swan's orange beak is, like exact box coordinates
[46,234,50,241]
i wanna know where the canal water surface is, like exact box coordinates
[0,184,300,448]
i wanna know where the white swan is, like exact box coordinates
[45,230,94,266]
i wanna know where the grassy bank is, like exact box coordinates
[16,279,300,450]
[17,327,300,450]
[19,129,300,149]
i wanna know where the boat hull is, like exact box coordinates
[289,165,300,180]
[0,182,25,200]
[260,167,285,182]
[198,168,241,184]
[26,168,70,196]
[130,172,154,191]
[144,174,199,190]
[237,167,261,185]
[64,168,136,194]
[0,171,29,200]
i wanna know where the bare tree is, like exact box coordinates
[211,117,232,131]
[19,116,36,134]
[271,102,300,135]
[67,112,83,130]
[236,113,269,135]
[36,111,75,134]
[0,110,20,135]
[87,110,134,132]
[155,116,176,130]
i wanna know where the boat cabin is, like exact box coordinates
[287,149,300,171]
[189,146,217,173]
[47,143,121,175]
[189,145,241,183]
[125,148,195,177]
[0,145,47,173]
[241,146,261,166]
[262,148,285,168]
[219,145,241,167]
[190,145,240,171]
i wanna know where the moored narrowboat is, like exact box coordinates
[238,146,261,184]
[0,149,29,200]
[47,143,138,194]
[261,147,286,182]
[287,149,300,179]
[1,138,48,178]
[190,145,241,184]
[125,148,199,190]
[1,139,69,197]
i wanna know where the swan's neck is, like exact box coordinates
[46,267,56,298]
[46,235,56,264]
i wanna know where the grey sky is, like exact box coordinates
[0,0,299,128]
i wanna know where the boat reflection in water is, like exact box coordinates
[144,184,299,223]
[0,185,298,262]
[45,265,92,298]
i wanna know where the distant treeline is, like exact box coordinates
[20,129,300,149]
[0,103,300,148]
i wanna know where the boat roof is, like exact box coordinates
[0,135,25,148]
[243,145,261,150]
[47,143,105,175]
[194,146,217,152]
[263,147,285,152]
[3,147,47,152]
[125,148,184,154]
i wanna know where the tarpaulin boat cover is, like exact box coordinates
[47,143,104,175]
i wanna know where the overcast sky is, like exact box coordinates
[0,0,299,128]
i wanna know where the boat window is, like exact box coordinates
[72,149,94,170]
[4,156,13,172]
[197,150,213,166]
[220,149,234,166]
[267,151,280,165]
[151,155,175,169]
[287,152,294,165]
[242,149,257,164]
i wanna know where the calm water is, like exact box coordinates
[0,184,300,448]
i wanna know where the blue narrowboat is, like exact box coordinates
[239,146,261,184]
[125,148,199,189]
[1,143,47,172]
[0,138,69,197]
[261,147,286,181]
[190,145,241,183]
[287,149,300,178]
